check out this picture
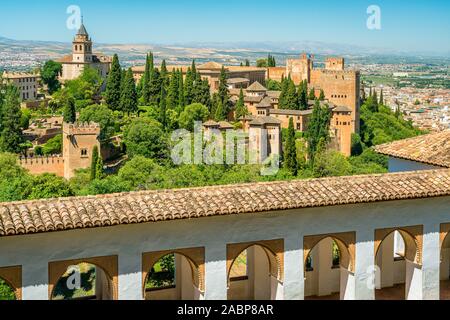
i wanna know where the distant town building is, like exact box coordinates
[57,21,111,82]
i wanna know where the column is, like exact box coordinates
[204,243,227,300]
[22,260,49,300]
[283,234,304,300]
[354,229,375,300]
[118,250,143,300]
[421,223,440,300]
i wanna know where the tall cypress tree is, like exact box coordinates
[235,88,248,119]
[319,89,325,101]
[159,84,167,128]
[120,68,138,115]
[284,118,298,176]
[308,88,316,100]
[218,66,229,111]
[284,79,297,110]
[379,89,384,106]
[160,59,169,89]
[298,80,308,110]
[105,54,122,110]
[214,99,225,121]
[278,75,289,109]
[0,85,24,153]
[184,66,195,105]
[167,70,179,110]
[177,69,185,110]
[149,68,162,106]
[63,96,76,123]
[141,52,154,105]
[307,100,332,161]
[90,145,99,181]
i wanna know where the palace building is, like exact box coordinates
[0,169,449,300]
[268,54,361,133]
[57,21,112,82]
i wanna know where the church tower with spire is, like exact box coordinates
[58,18,112,83]
[72,18,93,63]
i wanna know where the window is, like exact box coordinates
[81,149,88,157]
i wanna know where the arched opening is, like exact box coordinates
[440,232,450,300]
[227,244,282,300]
[51,262,114,300]
[304,237,354,300]
[144,252,203,300]
[0,278,16,300]
[375,229,422,300]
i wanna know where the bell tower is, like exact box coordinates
[72,18,93,63]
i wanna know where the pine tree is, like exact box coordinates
[63,96,76,123]
[307,100,332,161]
[245,59,250,67]
[105,54,122,110]
[372,90,379,112]
[90,145,99,181]
[379,89,384,106]
[278,75,289,109]
[120,68,138,115]
[284,118,298,176]
[235,88,248,119]
[160,59,169,89]
[0,85,24,153]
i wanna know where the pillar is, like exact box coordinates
[421,223,440,300]
[118,250,143,300]
[354,230,375,300]
[204,243,227,300]
[22,260,48,300]
[283,235,304,300]
[253,246,270,300]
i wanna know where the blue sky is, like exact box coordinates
[0,0,449,53]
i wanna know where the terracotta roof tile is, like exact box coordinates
[0,170,449,237]
[374,130,450,168]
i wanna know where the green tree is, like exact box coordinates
[214,100,225,121]
[90,145,99,181]
[78,104,117,140]
[141,52,154,105]
[41,60,62,94]
[298,80,308,110]
[42,134,62,155]
[218,66,229,113]
[177,69,185,110]
[159,84,167,127]
[179,103,210,131]
[308,88,316,100]
[313,150,352,178]
[120,68,138,115]
[235,88,248,119]
[284,79,298,110]
[284,118,298,175]
[167,70,179,111]
[379,88,384,106]
[124,118,169,161]
[256,59,268,68]
[245,59,250,67]
[28,174,74,200]
[148,68,162,106]
[0,85,24,153]
[319,89,325,101]
[104,54,122,110]
[306,100,332,160]
[118,156,160,189]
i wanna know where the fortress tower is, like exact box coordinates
[63,122,101,180]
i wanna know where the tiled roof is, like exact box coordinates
[197,61,223,70]
[374,130,450,168]
[246,81,267,92]
[249,116,282,125]
[1,170,449,238]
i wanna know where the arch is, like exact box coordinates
[142,247,205,299]
[48,255,118,300]
[375,226,422,265]
[227,239,284,286]
[440,224,450,300]
[0,266,21,300]
[304,232,355,272]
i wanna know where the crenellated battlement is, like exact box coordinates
[18,156,65,177]
[19,155,64,165]
[64,122,101,136]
